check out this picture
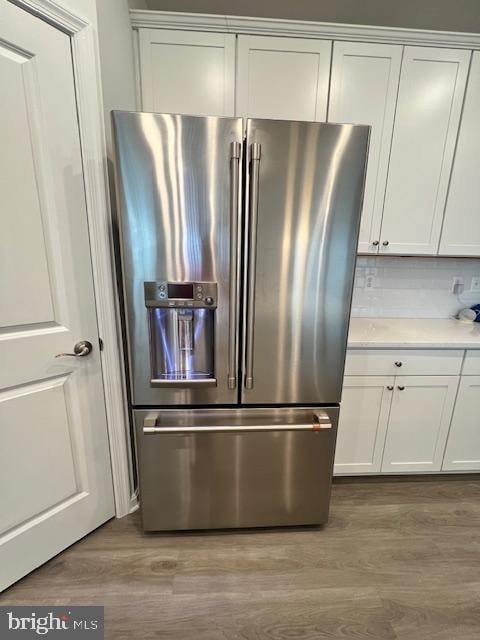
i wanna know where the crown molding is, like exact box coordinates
[10,0,87,33]
[129,9,480,49]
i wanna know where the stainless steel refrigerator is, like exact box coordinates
[112,112,369,531]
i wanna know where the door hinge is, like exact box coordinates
[99,337,104,351]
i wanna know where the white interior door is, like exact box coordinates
[0,1,114,591]
[328,41,402,253]
[236,35,331,120]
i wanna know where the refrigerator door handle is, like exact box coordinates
[228,141,242,390]
[245,142,262,390]
[143,412,332,434]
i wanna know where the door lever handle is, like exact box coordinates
[55,340,93,358]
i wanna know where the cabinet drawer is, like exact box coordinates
[345,349,463,376]
[462,350,480,375]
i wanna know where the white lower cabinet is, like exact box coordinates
[336,359,463,475]
[381,376,458,473]
[443,376,480,471]
[335,376,393,474]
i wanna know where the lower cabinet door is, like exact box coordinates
[443,376,480,471]
[381,376,459,472]
[334,376,393,474]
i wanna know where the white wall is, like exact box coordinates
[96,0,138,160]
[92,0,138,496]
[353,257,480,319]
[144,0,480,33]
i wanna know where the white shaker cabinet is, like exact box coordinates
[380,47,470,255]
[440,52,480,256]
[236,35,331,120]
[138,29,235,116]
[381,376,458,472]
[328,42,402,253]
[443,376,480,471]
[335,376,393,474]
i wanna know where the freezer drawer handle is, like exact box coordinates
[143,413,332,434]
[245,142,262,390]
[228,141,242,390]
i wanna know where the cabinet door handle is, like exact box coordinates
[386,385,394,391]
[394,361,402,367]
[372,240,379,246]
[382,240,389,246]
[397,385,405,391]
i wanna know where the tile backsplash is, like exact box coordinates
[352,257,480,319]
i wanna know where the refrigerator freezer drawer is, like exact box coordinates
[134,407,338,531]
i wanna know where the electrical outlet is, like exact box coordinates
[471,276,480,292]
[365,274,375,289]
[452,277,465,295]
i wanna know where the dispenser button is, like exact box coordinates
[196,293,203,300]
[205,296,214,305]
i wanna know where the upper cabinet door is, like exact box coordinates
[328,42,402,253]
[139,29,235,116]
[380,46,470,255]
[236,35,331,120]
[440,52,480,257]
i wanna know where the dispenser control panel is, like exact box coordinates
[144,281,217,308]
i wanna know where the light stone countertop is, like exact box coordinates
[347,317,480,349]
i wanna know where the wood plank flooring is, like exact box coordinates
[2,477,480,639]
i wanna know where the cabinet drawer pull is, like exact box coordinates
[394,361,402,367]
[386,385,394,391]
[397,385,405,391]
[372,240,379,246]
[382,240,389,246]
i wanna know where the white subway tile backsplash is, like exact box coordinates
[352,257,480,318]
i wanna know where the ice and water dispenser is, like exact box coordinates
[144,281,217,386]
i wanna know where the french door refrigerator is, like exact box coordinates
[113,112,369,531]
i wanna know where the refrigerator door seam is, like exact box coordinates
[245,141,262,390]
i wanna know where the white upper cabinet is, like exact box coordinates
[380,46,470,255]
[236,35,331,120]
[139,29,235,116]
[329,42,402,253]
[440,52,480,256]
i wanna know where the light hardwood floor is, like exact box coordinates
[2,478,480,639]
